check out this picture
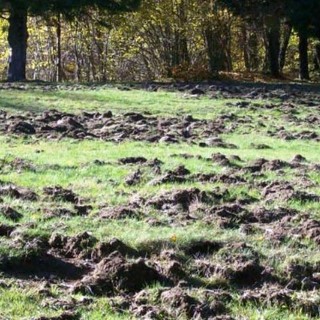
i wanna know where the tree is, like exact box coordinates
[279,20,292,72]
[218,0,320,79]
[0,0,140,81]
[217,0,284,77]
[284,0,320,79]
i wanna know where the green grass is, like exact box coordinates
[0,85,319,319]
[0,87,234,117]
[0,287,63,319]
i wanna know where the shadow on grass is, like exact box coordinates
[1,253,88,281]
[0,97,46,114]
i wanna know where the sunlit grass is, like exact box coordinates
[0,86,319,319]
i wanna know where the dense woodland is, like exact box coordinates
[0,0,320,82]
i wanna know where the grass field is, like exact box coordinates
[0,83,319,319]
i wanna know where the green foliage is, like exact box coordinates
[0,0,320,80]
[285,0,320,36]
[0,0,141,15]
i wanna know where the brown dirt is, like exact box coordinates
[73,251,163,295]
[0,184,38,201]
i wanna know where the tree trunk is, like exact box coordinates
[265,24,280,77]
[56,14,62,82]
[279,23,292,72]
[313,41,320,71]
[7,7,28,82]
[175,0,190,66]
[241,23,250,71]
[298,32,309,80]
[204,26,221,77]
[262,15,281,77]
[242,22,260,72]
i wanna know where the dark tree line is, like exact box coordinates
[0,0,320,82]
[0,0,140,81]
[218,0,320,79]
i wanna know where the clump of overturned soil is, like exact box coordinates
[0,184,38,201]
[73,251,163,295]
[0,109,236,145]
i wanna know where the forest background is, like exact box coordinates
[0,0,319,83]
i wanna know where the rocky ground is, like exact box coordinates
[0,82,319,319]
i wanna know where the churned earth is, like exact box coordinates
[0,82,319,319]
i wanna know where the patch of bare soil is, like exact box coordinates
[0,109,236,144]
[0,184,38,201]
[262,181,320,203]
[43,186,80,203]
[73,251,163,295]
[100,206,141,220]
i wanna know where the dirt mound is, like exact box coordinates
[74,204,92,216]
[125,169,142,186]
[192,172,246,184]
[130,303,165,320]
[193,242,268,286]
[252,206,298,223]
[242,158,268,173]
[148,172,187,186]
[291,154,307,163]
[146,188,224,211]
[91,238,139,261]
[211,153,231,166]
[241,284,292,306]
[119,157,147,164]
[261,159,292,171]
[168,165,191,176]
[100,206,141,220]
[163,261,186,282]
[43,207,76,219]
[292,219,320,244]
[200,137,237,149]
[0,109,233,143]
[262,181,320,202]
[1,206,23,221]
[273,129,319,141]
[227,260,266,286]
[74,251,163,294]
[0,223,15,237]
[191,173,216,182]
[216,242,268,286]
[0,184,38,201]
[214,173,247,184]
[208,204,255,228]
[244,158,292,172]
[161,287,225,319]
[147,188,203,211]
[241,284,320,316]
[9,121,36,134]
[284,261,320,290]
[49,232,97,258]
[43,186,79,203]
[0,157,36,172]
[151,250,186,283]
